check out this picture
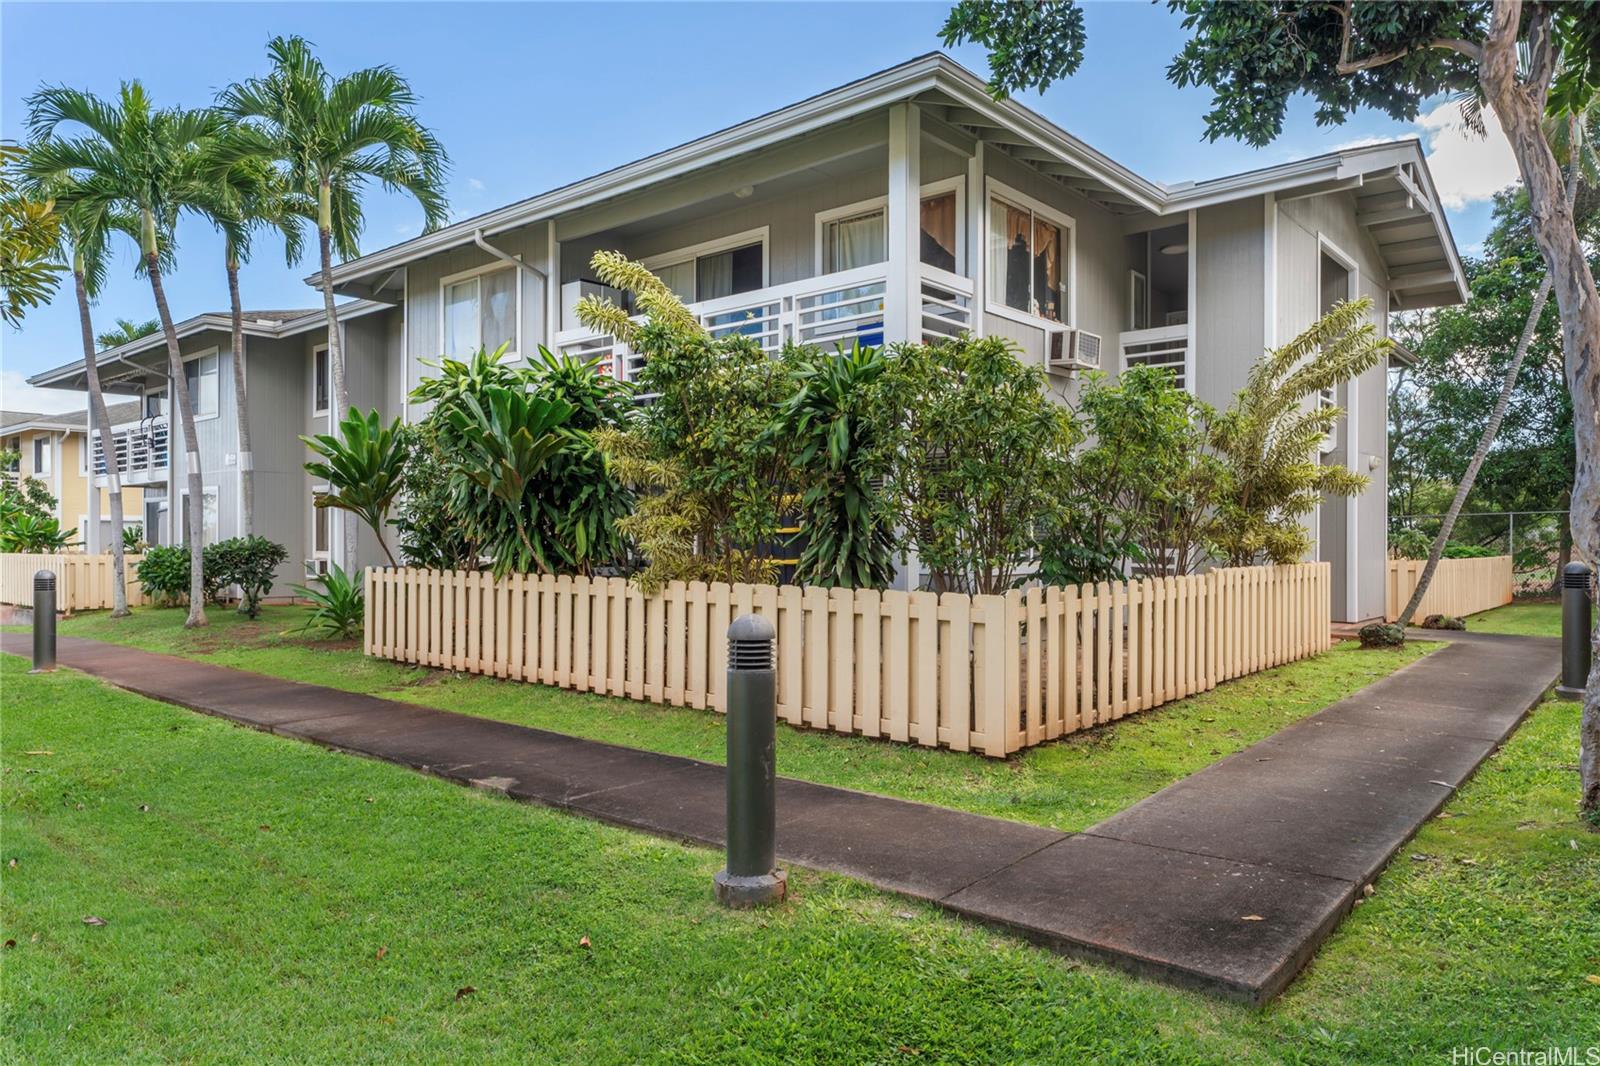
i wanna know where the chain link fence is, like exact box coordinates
[1389,510,1570,597]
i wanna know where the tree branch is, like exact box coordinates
[1333,0,1482,75]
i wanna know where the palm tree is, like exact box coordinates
[0,143,63,327]
[95,316,158,349]
[25,82,222,627]
[191,140,309,543]
[218,35,448,571]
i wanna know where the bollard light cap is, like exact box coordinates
[728,613,775,672]
[728,613,775,643]
[32,570,56,591]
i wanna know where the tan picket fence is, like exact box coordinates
[364,562,1331,758]
[0,552,146,611]
[1385,555,1513,622]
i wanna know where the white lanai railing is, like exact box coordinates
[91,417,169,480]
[1119,324,1189,390]
[553,264,976,388]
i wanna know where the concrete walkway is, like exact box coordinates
[3,630,1558,1003]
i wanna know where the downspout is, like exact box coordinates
[473,229,547,284]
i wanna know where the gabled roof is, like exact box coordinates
[321,52,1465,309]
[27,301,390,391]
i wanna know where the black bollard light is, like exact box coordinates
[714,613,786,908]
[1557,561,1592,699]
[31,570,56,674]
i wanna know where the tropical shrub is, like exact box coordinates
[1207,298,1389,565]
[579,251,795,592]
[137,544,192,606]
[207,535,289,617]
[776,342,895,588]
[1442,542,1498,559]
[122,523,147,553]
[302,408,406,566]
[1,464,56,524]
[394,422,479,570]
[443,387,578,576]
[292,563,364,639]
[869,335,1077,595]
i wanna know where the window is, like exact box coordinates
[4,437,18,471]
[312,488,330,556]
[1318,246,1355,452]
[817,185,963,275]
[1128,270,1149,331]
[143,391,166,419]
[650,238,764,304]
[443,266,518,359]
[988,188,1072,325]
[183,352,219,419]
[181,487,219,545]
[33,436,49,475]
[314,346,330,413]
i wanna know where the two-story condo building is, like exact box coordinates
[30,54,1465,623]
[3,402,144,547]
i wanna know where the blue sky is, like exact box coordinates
[1,1,1517,412]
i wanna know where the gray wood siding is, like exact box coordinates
[1194,198,1266,411]
[242,334,312,595]
[164,328,240,550]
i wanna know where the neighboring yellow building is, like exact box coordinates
[2,403,145,549]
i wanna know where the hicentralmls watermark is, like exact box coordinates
[1449,1049,1600,1066]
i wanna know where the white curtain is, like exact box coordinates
[696,251,735,301]
[655,260,695,303]
[480,268,517,354]
[828,210,886,273]
[444,278,477,356]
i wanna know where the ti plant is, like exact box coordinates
[292,563,364,640]
[301,408,407,567]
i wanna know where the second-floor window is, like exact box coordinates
[651,240,764,305]
[183,353,219,419]
[443,265,518,359]
[988,186,1072,325]
[33,436,50,475]
[314,346,330,414]
[816,184,962,275]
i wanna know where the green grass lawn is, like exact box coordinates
[3,654,1596,1063]
[36,605,1432,832]
[1468,601,1560,638]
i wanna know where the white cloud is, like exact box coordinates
[0,370,86,415]
[467,177,485,191]
[1413,99,1519,209]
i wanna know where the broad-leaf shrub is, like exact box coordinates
[292,563,364,639]
[208,536,289,617]
[302,408,407,566]
[137,544,192,606]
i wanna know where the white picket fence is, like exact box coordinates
[364,562,1331,757]
[0,553,146,611]
[1385,555,1514,622]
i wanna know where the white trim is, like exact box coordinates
[400,266,411,424]
[1263,192,1277,349]
[439,260,523,361]
[178,347,222,423]
[983,177,1077,330]
[1128,268,1148,331]
[312,342,331,418]
[965,142,985,335]
[640,226,771,302]
[310,482,331,559]
[546,227,560,344]
[812,175,967,275]
[1184,210,1197,393]
[1316,232,1362,617]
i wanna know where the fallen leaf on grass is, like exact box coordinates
[455,986,475,1001]
[22,751,53,756]
[376,946,387,961]
[258,825,271,832]
[7,858,16,868]
[1361,884,1375,897]
[1456,858,1479,867]
[1586,975,1600,986]
[82,916,106,927]
[1240,915,1266,922]
[894,911,917,921]
[578,935,591,949]
[138,804,149,813]
[3,939,14,949]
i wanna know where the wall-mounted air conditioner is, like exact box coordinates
[561,280,626,326]
[304,558,330,579]
[1044,328,1103,375]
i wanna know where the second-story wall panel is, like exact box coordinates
[1194,197,1266,411]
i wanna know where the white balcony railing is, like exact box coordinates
[92,417,168,479]
[1119,324,1189,390]
[553,264,975,388]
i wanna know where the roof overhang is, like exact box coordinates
[0,417,82,435]
[27,300,391,392]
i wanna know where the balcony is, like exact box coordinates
[92,417,168,483]
[1118,324,1189,390]
[553,264,975,388]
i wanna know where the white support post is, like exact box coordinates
[886,102,921,345]
[966,141,986,336]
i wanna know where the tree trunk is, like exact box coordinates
[228,250,254,550]
[1481,1,1600,816]
[318,178,357,574]
[73,258,129,617]
[146,239,208,629]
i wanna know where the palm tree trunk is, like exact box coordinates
[228,250,254,550]
[73,259,129,618]
[1396,273,1553,627]
[146,234,208,629]
[317,177,357,574]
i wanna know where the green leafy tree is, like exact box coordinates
[95,317,157,349]
[939,0,1600,815]
[579,251,796,592]
[871,334,1078,595]
[776,343,896,589]
[1207,298,1389,566]
[207,535,289,618]
[394,422,479,570]
[219,35,448,570]
[25,82,221,628]
[0,142,62,326]
[301,408,406,566]
[0,491,73,553]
